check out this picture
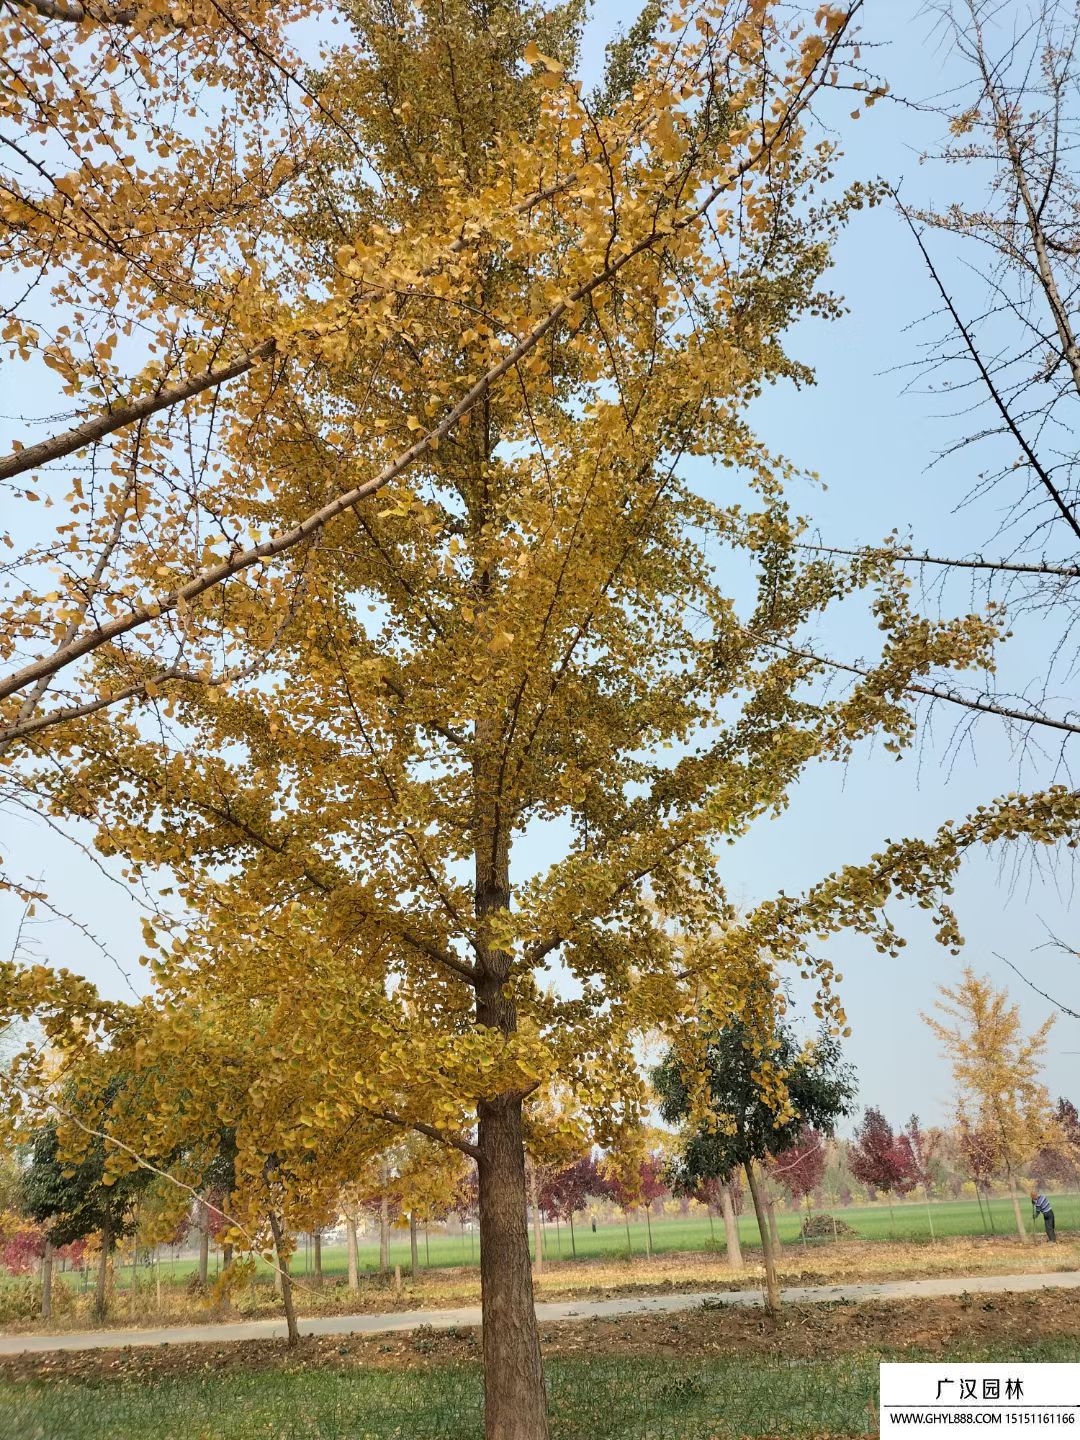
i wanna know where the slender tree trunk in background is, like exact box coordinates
[313,1230,323,1287]
[986,1185,996,1234]
[94,1223,111,1321]
[706,1205,716,1245]
[529,1166,543,1277]
[643,1206,653,1258]
[719,1182,742,1270]
[554,1213,561,1259]
[267,1211,299,1347]
[347,1217,360,1291]
[198,1196,210,1287]
[40,1240,53,1320]
[568,1211,577,1259]
[765,1188,780,1252]
[220,1238,234,1310]
[410,1212,419,1278]
[1007,1172,1030,1242]
[425,1224,430,1267]
[379,1195,390,1275]
[477,1092,549,1440]
[924,1190,936,1241]
[155,1249,162,1312]
[744,1161,780,1313]
[973,1184,987,1233]
[887,1194,895,1226]
[623,1208,632,1254]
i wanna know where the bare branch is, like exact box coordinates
[798,540,1080,580]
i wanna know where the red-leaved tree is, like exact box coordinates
[849,1108,916,1221]
[538,1157,602,1258]
[957,1111,1001,1235]
[772,1127,826,1237]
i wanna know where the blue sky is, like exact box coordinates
[3,1,1077,1127]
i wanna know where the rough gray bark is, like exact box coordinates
[478,1095,549,1440]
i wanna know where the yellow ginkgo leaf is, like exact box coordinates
[523,39,563,74]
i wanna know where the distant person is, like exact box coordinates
[1031,1189,1056,1242]
[591,1218,597,1233]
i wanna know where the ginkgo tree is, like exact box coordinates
[5,3,1080,1439]
[925,969,1060,1242]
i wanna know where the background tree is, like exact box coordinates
[771,1127,826,1239]
[20,1116,149,1319]
[926,969,1056,1241]
[902,1115,945,1241]
[654,1011,856,1311]
[538,1156,602,1261]
[1035,1099,1080,1192]
[956,1110,1001,1234]
[848,1108,916,1223]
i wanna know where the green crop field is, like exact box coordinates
[3,1338,1077,1440]
[110,1191,1079,1290]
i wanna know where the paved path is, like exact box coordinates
[2,1269,1078,1356]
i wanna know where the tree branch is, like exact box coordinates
[0,14,860,707]
[0,344,275,484]
[894,187,1080,543]
[774,639,1080,737]
[362,1107,481,1161]
[798,540,1080,580]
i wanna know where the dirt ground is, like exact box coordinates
[2,1287,1077,1386]
[4,1235,1072,1335]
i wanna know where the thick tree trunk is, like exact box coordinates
[267,1211,299,1347]
[313,1230,323,1287]
[477,1094,549,1440]
[94,1222,111,1321]
[473,730,548,1438]
[409,1212,419,1278]
[346,1216,360,1290]
[379,1194,390,1275]
[529,1166,543,1276]
[744,1161,780,1312]
[40,1240,53,1320]
[720,1182,742,1270]
[198,1195,210,1287]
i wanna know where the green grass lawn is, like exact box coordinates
[4,1339,1078,1440]
[117,1190,1080,1289]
